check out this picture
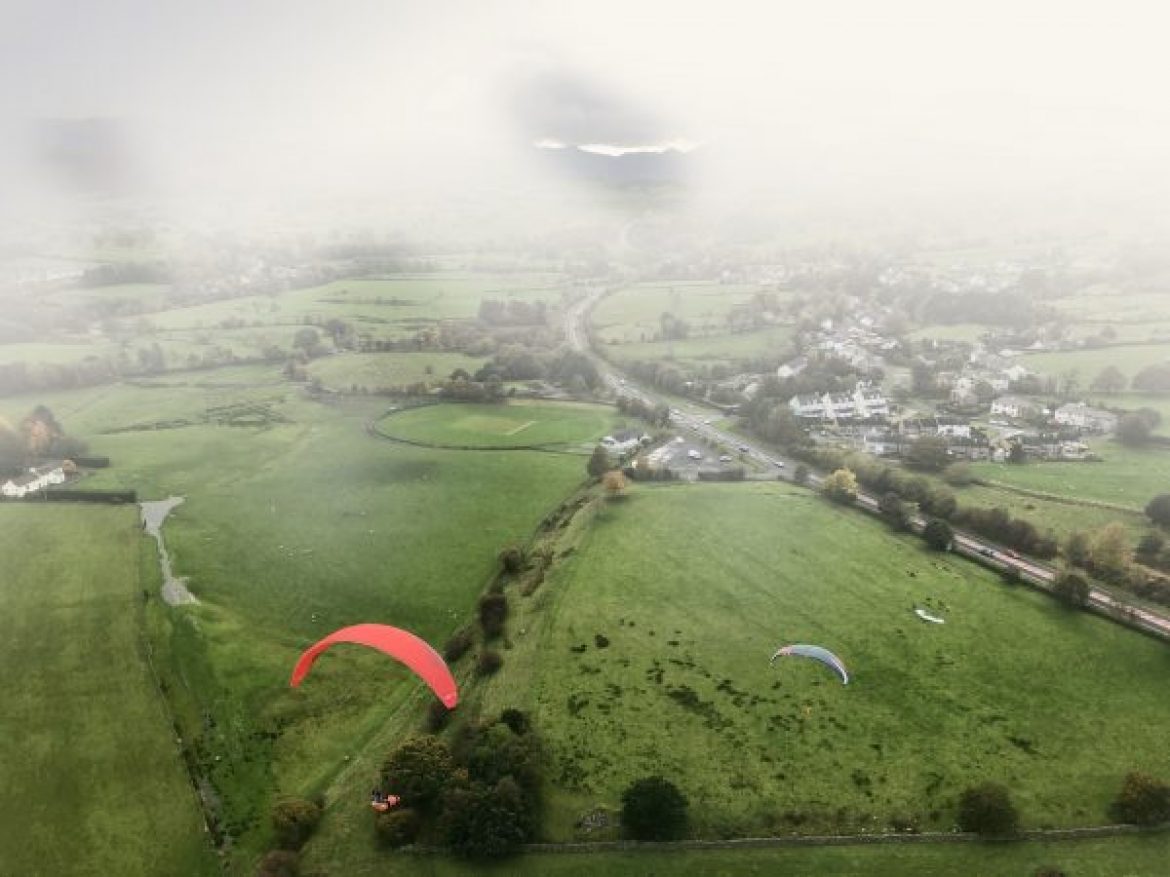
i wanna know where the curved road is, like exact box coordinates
[565,286,1170,640]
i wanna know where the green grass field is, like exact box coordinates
[306,351,488,390]
[1020,344,1170,385]
[474,483,1170,839]
[0,505,216,877]
[32,387,607,871]
[973,442,1170,511]
[591,281,771,344]
[907,323,993,343]
[600,325,796,369]
[376,400,616,449]
[310,832,1170,877]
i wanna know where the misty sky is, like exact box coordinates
[3,0,1169,233]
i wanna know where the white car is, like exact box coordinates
[718,454,732,462]
[773,460,786,468]
[687,449,702,460]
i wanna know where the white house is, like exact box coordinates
[1,463,66,499]
[776,356,808,379]
[600,431,649,457]
[936,423,972,439]
[990,395,1040,419]
[788,386,890,420]
[1054,403,1118,434]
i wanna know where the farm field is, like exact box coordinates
[972,442,1170,510]
[5,384,611,871]
[376,400,616,449]
[0,505,216,877]
[601,325,795,369]
[906,322,993,343]
[474,483,1170,839]
[147,273,563,337]
[591,281,771,343]
[306,351,488,390]
[1020,343,1170,384]
[310,832,1170,877]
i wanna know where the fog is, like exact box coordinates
[4,0,1170,243]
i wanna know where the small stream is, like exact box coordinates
[140,496,198,606]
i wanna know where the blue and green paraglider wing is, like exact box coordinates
[770,644,849,685]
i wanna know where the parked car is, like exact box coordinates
[718,454,732,463]
[737,444,749,452]
[687,449,702,460]
[773,460,786,468]
[979,547,995,558]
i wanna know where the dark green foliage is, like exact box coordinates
[922,519,953,551]
[1065,530,1092,567]
[499,708,530,736]
[443,628,474,662]
[478,593,508,639]
[498,544,524,574]
[1053,571,1090,607]
[905,435,951,471]
[442,777,532,858]
[380,735,455,812]
[1132,363,1170,393]
[956,782,1019,835]
[256,849,300,877]
[465,723,542,793]
[620,776,689,841]
[425,699,452,733]
[1001,564,1021,585]
[1117,413,1153,446]
[1136,530,1165,560]
[1111,771,1170,826]
[270,797,322,850]
[1034,867,1067,877]
[587,445,610,478]
[373,808,421,848]
[1145,494,1170,528]
[476,649,503,675]
[793,463,810,485]
[879,491,910,531]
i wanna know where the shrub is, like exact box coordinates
[1145,494,1170,528]
[270,797,322,850]
[1136,530,1165,561]
[1111,771,1170,826]
[374,807,421,848]
[821,468,858,504]
[476,650,503,675]
[443,777,532,858]
[793,463,810,485]
[1001,564,1021,585]
[443,628,474,662]
[922,519,953,551]
[620,776,689,841]
[1053,571,1090,607]
[956,782,1019,836]
[499,708,530,736]
[478,593,508,639]
[425,699,452,733]
[942,463,975,486]
[380,735,455,811]
[498,544,524,574]
[256,850,299,877]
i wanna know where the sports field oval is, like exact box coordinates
[377,400,616,448]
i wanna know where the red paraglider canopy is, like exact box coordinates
[290,623,458,709]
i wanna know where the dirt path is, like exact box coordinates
[140,496,198,606]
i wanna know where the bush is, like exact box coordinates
[270,797,322,850]
[256,850,299,877]
[1111,771,1170,826]
[380,735,455,811]
[956,782,1019,835]
[478,593,508,639]
[1146,494,1170,528]
[476,650,503,676]
[620,776,689,840]
[498,544,524,574]
[922,519,953,551]
[821,468,859,504]
[499,708,530,736]
[425,699,452,733]
[443,777,532,858]
[443,628,474,662]
[793,463,810,485]
[374,807,421,848]
[1001,564,1021,585]
[1053,571,1090,607]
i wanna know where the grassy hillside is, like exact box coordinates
[474,483,1170,838]
[0,505,216,877]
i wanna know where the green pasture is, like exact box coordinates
[592,281,783,345]
[474,483,1170,839]
[907,323,993,343]
[146,273,564,338]
[311,832,1170,877]
[1020,344,1170,384]
[972,442,1170,511]
[376,400,616,449]
[602,325,795,369]
[306,351,488,390]
[0,505,215,877]
[1049,290,1170,324]
[41,388,602,870]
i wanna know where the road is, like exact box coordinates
[564,286,1170,641]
